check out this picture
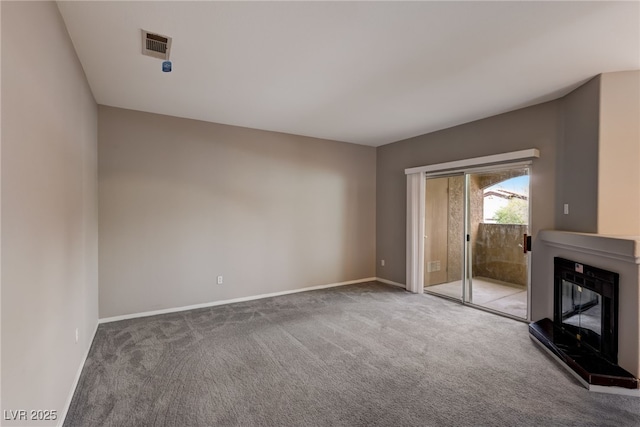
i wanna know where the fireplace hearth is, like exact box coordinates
[529,257,638,390]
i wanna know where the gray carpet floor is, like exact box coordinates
[64,282,640,426]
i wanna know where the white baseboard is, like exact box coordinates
[589,383,640,397]
[375,277,406,288]
[99,277,378,324]
[59,320,100,426]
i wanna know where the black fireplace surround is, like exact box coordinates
[529,257,638,389]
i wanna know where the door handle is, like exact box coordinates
[523,234,528,254]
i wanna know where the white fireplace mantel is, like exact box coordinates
[538,230,640,265]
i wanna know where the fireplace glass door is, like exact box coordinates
[561,280,601,343]
[554,257,619,364]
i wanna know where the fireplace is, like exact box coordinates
[554,257,618,364]
[530,257,638,390]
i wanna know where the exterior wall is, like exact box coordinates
[98,106,376,318]
[469,174,483,273]
[1,2,98,425]
[424,177,449,286]
[474,224,527,287]
[447,176,464,282]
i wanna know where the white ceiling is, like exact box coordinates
[57,1,640,147]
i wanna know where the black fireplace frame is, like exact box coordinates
[529,257,635,389]
[553,257,619,364]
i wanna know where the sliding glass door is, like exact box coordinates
[423,174,464,301]
[465,167,530,319]
[425,165,531,320]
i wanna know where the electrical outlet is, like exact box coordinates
[564,204,569,215]
[381,260,385,267]
[75,328,79,344]
[217,275,223,285]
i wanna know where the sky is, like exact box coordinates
[486,175,529,195]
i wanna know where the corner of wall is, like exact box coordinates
[1,2,99,425]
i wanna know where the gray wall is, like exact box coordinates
[556,76,600,232]
[98,106,376,318]
[1,2,98,425]
[554,72,640,235]
[376,101,561,284]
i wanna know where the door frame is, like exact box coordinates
[462,164,532,320]
[405,149,539,320]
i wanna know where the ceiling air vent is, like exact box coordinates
[141,30,172,60]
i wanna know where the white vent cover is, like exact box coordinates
[141,30,172,60]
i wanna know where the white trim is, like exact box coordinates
[538,230,640,264]
[59,321,100,427]
[376,277,406,288]
[424,161,534,179]
[99,278,377,323]
[405,149,540,175]
[441,160,533,177]
[589,383,640,397]
[530,334,640,397]
[406,173,425,294]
